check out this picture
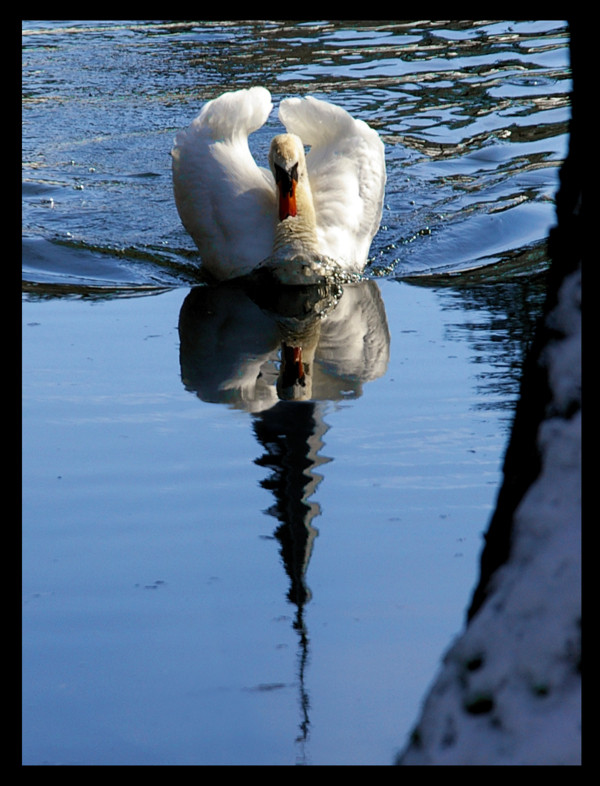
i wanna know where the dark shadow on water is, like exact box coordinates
[395,241,549,422]
[252,400,331,761]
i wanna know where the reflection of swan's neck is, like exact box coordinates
[277,321,321,401]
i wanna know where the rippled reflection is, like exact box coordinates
[253,399,328,758]
[178,278,390,410]
[178,274,390,754]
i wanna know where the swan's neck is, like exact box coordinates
[273,180,319,258]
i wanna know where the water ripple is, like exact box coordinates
[22,20,570,293]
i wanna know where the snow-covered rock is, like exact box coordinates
[396,21,582,766]
[397,265,581,765]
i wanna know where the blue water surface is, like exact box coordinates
[22,20,569,765]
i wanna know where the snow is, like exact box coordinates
[396,262,581,765]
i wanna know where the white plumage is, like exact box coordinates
[172,86,385,282]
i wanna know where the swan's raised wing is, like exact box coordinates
[278,96,386,270]
[172,87,276,280]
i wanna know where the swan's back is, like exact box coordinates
[171,87,276,280]
[279,96,386,270]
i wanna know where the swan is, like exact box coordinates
[171,86,386,283]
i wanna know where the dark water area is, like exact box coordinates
[22,20,570,765]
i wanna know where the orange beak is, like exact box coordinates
[278,178,297,221]
[274,162,298,221]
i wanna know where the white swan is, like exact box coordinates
[171,86,386,282]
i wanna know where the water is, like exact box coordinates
[22,20,570,765]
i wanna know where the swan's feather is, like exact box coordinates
[171,86,276,279]
[172,88,386,280]
[279,96,386,269]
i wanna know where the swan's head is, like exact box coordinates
[269,134,307,221]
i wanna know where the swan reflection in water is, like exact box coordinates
[178,275,389,760]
